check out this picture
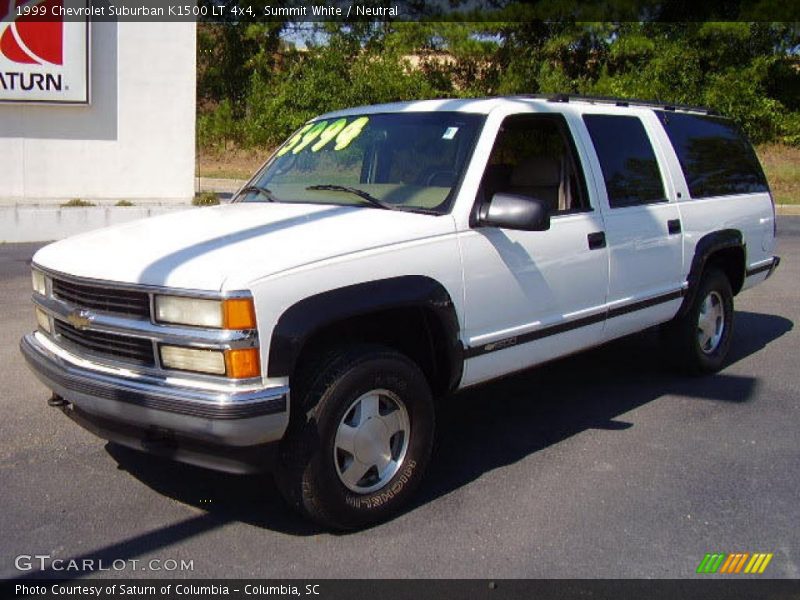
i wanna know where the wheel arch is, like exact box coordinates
[267,276,464,396]
[679,229,746,318]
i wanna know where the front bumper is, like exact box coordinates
[20,332,289,473]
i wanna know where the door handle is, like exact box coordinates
[587,231,606,250]
[668,219,682,235]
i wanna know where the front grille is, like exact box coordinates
[54,320,155,366]
[52,278,150,318]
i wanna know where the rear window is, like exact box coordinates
[656,112,768,199]
[583,114,666,208]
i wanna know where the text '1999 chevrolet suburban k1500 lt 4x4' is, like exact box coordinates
[21,95,780,530]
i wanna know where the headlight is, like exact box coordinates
[155,296,223,328]
[154,296,256,329]
[31,270,47,296]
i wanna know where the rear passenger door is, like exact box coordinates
[581,112,685,341]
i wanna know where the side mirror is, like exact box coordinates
[478,193,551,231]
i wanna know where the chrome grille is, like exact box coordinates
[54,320,155,366]
[52,278,150,318]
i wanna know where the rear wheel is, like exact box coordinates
[275,344,434,530]
[665,268,734,374]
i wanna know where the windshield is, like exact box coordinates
[238,112,485,214]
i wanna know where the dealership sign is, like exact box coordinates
[0,0,89,103]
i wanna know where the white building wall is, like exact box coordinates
[0,22,195,203]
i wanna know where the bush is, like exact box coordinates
[702,58,787,144]
[61,198,95,207]
[193,191,220,206]
[198,100,241,150]
[777,112,800,146]
[115,200,134,207]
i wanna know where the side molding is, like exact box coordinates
[267,276,463,389]
[678,229,744,317]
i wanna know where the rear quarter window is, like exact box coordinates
[656,112,768,199]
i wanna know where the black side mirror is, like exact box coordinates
[478,193,551,231]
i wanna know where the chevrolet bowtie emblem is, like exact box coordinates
[66,310,92,330]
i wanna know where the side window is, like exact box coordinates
[656,112,768,198]
[583,114,666,208]
[479,115,590,214]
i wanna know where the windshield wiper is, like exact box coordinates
[306,184,396,211]
[236,185,279,203]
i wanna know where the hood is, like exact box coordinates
[33,203,456,291]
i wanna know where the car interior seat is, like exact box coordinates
[508,156,562,211]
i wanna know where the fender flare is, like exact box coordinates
[266,275,463,391]
[678,229,745,318]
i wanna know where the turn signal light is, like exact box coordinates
[223,298,257,330]
[225,348,261,379]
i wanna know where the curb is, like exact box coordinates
[196,177,247,193]
[776,205,800,216]
[1,205,193,243]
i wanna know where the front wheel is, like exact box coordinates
[275,344,435,530]
[664,268,734,374]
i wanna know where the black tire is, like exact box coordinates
[664,268,734,374]
[274,344,435,530]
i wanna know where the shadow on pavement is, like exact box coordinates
[417,311,792,509]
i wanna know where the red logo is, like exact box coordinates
[0,0,63,65]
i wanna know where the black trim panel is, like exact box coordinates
[607,289,684,319]
[746,263,772,277]
[587,231,607,250]
[464,288,685,359]
[267,276,463,389]
[677,229,745,318]
[746,256,780,278]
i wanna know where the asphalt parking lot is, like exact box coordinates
[1,218,798,580]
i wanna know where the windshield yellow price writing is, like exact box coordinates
[311,119,348,152]
[334,117,369,150]
[276,124,313,157]
[276,117,370,157]
[292,121,330,154]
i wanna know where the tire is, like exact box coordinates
[665,268,734,374]
[274,344,435,530]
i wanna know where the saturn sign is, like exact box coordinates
[0,0,89,103]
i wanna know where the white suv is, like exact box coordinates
[21,95,780,529]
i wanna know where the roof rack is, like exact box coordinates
[515,93,718,116]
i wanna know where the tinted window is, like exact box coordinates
[656,112,768,198]
[583,115,666,208]
[480,115,590,214]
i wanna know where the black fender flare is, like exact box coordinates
[678,229,745,318]
[267,275,463,391]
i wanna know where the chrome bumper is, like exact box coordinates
[21,332,290,472]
